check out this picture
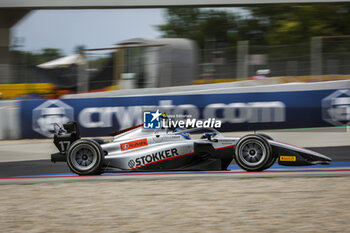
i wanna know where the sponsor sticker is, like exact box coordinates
[121,138,148,151]
[280,156,296,161]
[128,148,179,169]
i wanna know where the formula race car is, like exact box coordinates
[51,121,332,175]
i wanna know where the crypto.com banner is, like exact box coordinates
[20,89,350,138]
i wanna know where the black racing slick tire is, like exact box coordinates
[235,134,272,172]
[67,139,104,175]
[92,138,106,145]
[261,157,277,170]
[257,133,276,170]
[257,133,273,140]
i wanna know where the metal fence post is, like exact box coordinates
[77,52,89,93]
[236,40,249,79]
[311,37,322,76]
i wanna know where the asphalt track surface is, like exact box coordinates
[0,146,349,180]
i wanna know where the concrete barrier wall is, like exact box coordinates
[0,101,20,139]
[63,77,283,98]
[20,80,350,139]
[0,79,347,139]
[64,78,350,98]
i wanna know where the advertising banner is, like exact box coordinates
[20,89,350,138]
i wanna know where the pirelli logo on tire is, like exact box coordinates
[280,156,296,162]
[121,138,148,151]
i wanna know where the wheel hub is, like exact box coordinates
[239,139,267,166]
[249,149,256,156]
[70,144,98,171]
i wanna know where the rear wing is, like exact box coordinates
[53,121,80,154]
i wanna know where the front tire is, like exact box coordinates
[257,133,276,170]
[257,133,273,140]
[235,135,272,171]
[67,139,104,175]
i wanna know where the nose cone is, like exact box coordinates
[311,153,332,165]
[316,153,332,162]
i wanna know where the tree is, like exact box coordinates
[41,48,62,61]
[157,4,350,47]
[11,48,62,66]
[245,3,350,45]
[74,45,86,54]
[157,8,240,49]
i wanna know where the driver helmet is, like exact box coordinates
[174,128,190,140]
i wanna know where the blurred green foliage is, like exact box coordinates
[157,4,350,48]
[157,8,241,49]
[11,46,111,69]
[11,48,62,66]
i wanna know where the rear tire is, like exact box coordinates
[67,139,104,175]
[235,134,272,171]
[92,138,106,145]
